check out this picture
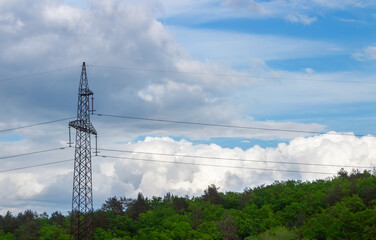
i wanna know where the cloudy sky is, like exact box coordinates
[0,0,376,214]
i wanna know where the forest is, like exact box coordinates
[0,169,375,240]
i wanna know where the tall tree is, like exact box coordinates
[102,196,125,215]
[125,193,148,220]
[203,184,224,205]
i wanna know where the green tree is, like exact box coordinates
[102,196,125,215]
[197,221,222,240]
[223,192,241,210]
[203,184,224,205]
[172,196,188,215]
[217,213,240,240]
[50,212,65,226]
[0,231,15,240]
[326,182,344,206]
[0,211,17,234]
[245,226,297,240]
[39,224,70,240]
[125,193,149,220]
[15,221,39,240]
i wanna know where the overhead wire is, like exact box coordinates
[0,66,80,83]
[0,150,371,175]
[1,146,372,175]
[0,117,75,133]
[0,112,371,145]
[87,64,376,84]
[94,113,372,138]
[0,159,74,173]
[98,154,337,175]
[0,63,373,175]
[98,148,375,169]
[0,146,72,173]
[0,65,374,139]
[0,147,71,160]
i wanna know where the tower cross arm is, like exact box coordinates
[79,88,94,96]
[69,120,97,135]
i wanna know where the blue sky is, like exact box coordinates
[158,0,376,145]
[0,134,24,142]
[161,0,376,72]
[1,0,376,213]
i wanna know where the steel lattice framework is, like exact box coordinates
[69,62,97,240]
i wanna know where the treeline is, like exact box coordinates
[1,169,376,239]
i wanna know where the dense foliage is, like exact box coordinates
[1,169,375,239]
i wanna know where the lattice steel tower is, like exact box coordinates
[69,62,97,240]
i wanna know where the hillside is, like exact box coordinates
[1,169,375,239]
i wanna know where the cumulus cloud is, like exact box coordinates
[1,133,375,214]
[104,133,376,198]
[353,46,376,61]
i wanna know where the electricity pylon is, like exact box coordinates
[69,62,97,240]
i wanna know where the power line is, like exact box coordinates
[95,113,371,138]
[98,148,375,169]
[99,154,337,175]
[87,64,376,85]
[0,150,369,175]
[0,66,80,83]
[0,117,75,133]
[0,147,71,160]
[0,159,73,173]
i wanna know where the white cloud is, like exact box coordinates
[158,0,376,25]
[353,46,376,61]
[337,18,358,23]
[0,0,337,143]
[78,133,376,197]
[169,27,336,64]
[223,0,265,13]
[286,13,317,25]
[43,3,82,28]
[305,68,315,74]
[312,0,371,9]
[137,80,202,104]
[1,133,375,214]
[0,14,24,33]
